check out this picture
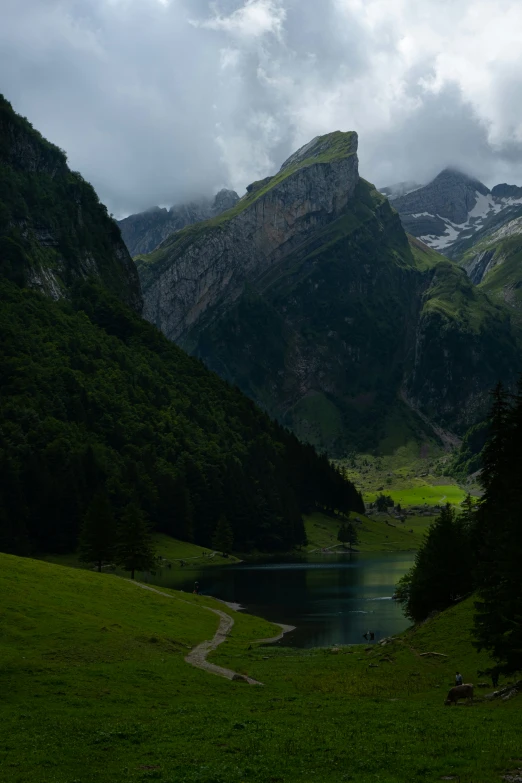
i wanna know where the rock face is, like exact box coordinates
[137,132,521,453]
[390,168,522,257]
[458,215,522,315]
[0,95,142,312]
[118,189,239,257]
[139,132,359,343]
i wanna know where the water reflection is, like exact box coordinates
[136,552,414,648]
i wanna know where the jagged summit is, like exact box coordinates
[137,130,361,343]
[391,166,522,255]
[118,188,240,256]
[279,131,358,172]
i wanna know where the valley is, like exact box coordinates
[1,91,522,783]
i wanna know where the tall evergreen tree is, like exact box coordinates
[474,380,522,672]
[78,492,117,572]
[212,514,234,556]
[116,502,156,579]
[396,504,472,623]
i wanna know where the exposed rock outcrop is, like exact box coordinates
[0,94,142,312]
[139,132,359,342]
[118,189,240,257]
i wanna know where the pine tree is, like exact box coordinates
[474,380,522,672]
[212,514,234,556]
[397,504,472,622]
[337,523,349,548]
[78,492,117,572]
[116,502,156,579]
[345,520,359,551]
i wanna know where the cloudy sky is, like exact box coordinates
[3,0,522,216]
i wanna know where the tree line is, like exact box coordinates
[0,279,364,558]
[396,382,522,674]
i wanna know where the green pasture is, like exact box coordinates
[304,511,433,552]
[1,553,520,783]
[365,483,468,507]
[38,533,241,572]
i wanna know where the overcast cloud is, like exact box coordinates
[2,0,522,216]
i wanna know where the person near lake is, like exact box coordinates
[370,631,375,641]
[193,581,200,595]
[455,671,463,686]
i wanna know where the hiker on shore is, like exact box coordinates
[369,631,375,641]
[193,581,200,595]
[455,671,463,686]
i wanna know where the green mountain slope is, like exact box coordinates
[0,94,142,311]
[0,277,365,555]
[137,129,521,455]
[0,103,364,557]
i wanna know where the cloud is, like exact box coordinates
[2,0,522,217]
[194,0,286,40]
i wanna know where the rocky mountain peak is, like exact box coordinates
[212,188,239,213]
[279,131,358,173]
[138,131,361,343]
[118,188,239,257]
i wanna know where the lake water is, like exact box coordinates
[136,552,414,648]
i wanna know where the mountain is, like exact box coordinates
[458,215,522,316]
[117,188,239,257]
[0,99,362,556]
[390,168,522,256]
[0,95,142,312]
[136,133,522,454]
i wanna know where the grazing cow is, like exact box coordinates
[444,684,474,706]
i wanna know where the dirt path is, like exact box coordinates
[129,580,293,684]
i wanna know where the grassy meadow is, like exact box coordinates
[1,552,521,783]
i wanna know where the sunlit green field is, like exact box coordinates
[305,511,433,552]
[365,483,468,507]
[1,553,520,783]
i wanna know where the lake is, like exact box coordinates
[136,552,414,648]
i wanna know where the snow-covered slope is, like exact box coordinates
[386,168,522,256]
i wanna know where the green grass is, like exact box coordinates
[38,534,241,571]
[304,511,431,552]
[1,552,521,783]
[365,483,468,507]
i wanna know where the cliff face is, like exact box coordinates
[118,188,239,257]
[0,95,142,312]
[138,132,359,342]
[137,132,521,454]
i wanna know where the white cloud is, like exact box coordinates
[2,0,522,216]
[194,0,286,40]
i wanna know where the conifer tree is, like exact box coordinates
[474,380,522,672]
[337,523,349,548]
[212,514,234,556]
[78,492,117,572]
[345,520,359,551]
[396,504,472,622]
[116,502,156,579]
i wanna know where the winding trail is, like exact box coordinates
[129,580,294,685]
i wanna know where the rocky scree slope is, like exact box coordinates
[137,133,521,454]
[389,168,522,256]
[0,95,142,312]
[118,189,239,257]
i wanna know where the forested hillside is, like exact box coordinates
[0,99,363,557]
[0,278,363,556]
[0,95,141,310]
